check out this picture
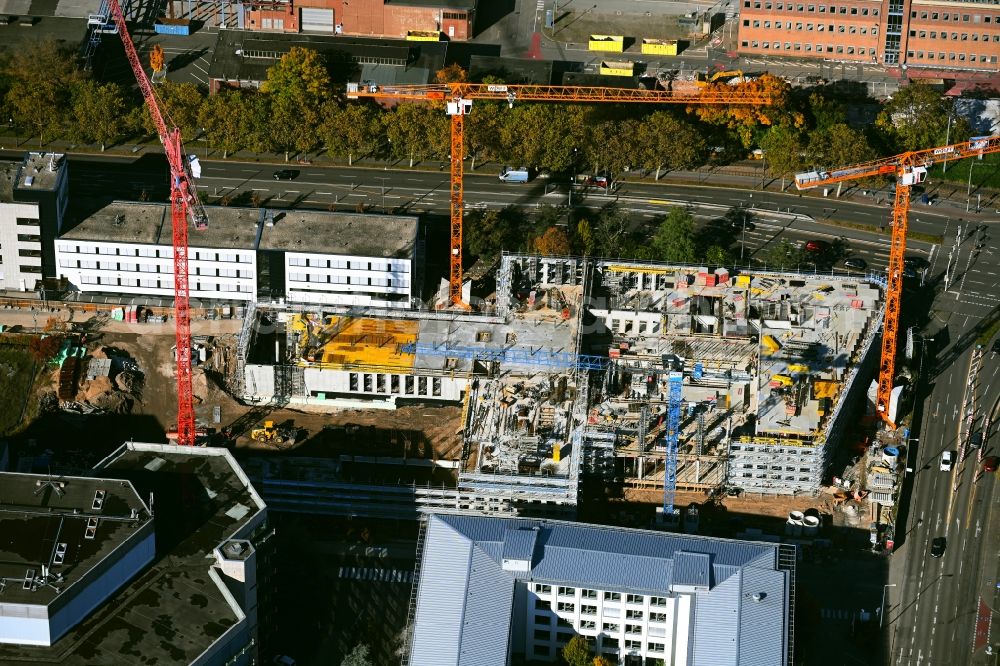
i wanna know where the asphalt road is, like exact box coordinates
[887,222,1000,665]
[43,151,947,275]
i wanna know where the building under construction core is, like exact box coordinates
[236,253,882,518]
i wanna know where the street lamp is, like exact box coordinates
[880,583,897,629]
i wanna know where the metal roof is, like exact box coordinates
[410,514,792,666]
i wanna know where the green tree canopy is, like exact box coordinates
[760,240,806,269]
[340,643,372,666]
[652,207,698,264]
[760,125,805,187]
[70,80,127,151]
[136,81,205,141]
[198,90,250,158]
[5,39,83,143]
[575,218,595,256]
[384,102,450,166]
[637,111,707,178]
[875,82,969,152]
[320,102,382,165]
[561,636,593,666]
[262,46,331,108]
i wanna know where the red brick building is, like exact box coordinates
[736,0,999,70]
[244,0,476,39]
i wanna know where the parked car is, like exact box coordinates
[804,240,829,252]
[991,339,1000,356]
[272,169,299,181]
[940,450,954,472]
[843,257,867,270]
[930,536,946,558]
[903,255,929,269]
[983,456,999,473]
[969,431,983,449]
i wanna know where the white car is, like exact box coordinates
[940,451,954,472]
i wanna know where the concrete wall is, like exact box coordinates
[284,252,412,308]
[0,202,43,291]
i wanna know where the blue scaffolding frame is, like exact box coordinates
[663,372,683,515]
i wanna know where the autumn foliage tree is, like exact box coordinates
[435,63,467,84]
[149,44,165,73]
[689,74,804,148]
[533,226,571,255]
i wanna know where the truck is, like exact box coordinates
[499,167,530,183]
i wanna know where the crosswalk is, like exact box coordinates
[338,566,414,584]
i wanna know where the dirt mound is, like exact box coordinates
[115,369,144,395]
[78,376,114,402]
[91,390,133,414]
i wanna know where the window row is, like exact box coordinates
[909,30,1000,42]
[742,40,878,55]
[73,275,249,291]
[744,19,878,34]
[906,51,999,63]
[287,257,407,272]
[911,10,998,23]
[58,259,251,277]
[286,273,405,288]
[347,373,442,396]
[15,217,39,227]
[741,472,814,481]
[58,244,250,262]
[744,0,879,15]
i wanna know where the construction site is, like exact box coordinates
[231,253,884,521]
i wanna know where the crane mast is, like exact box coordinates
[108,0,207,446]
[795,135,1000,427]
[348,81,774,308]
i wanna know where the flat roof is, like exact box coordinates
[60,201,261,250]
[209,29,447,83]
[258,210,418,258]
[386,0,476,8]
[0,473,149,607]
[16,152,65,191]
[0,443,267,666]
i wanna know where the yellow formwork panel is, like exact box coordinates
[600,60,635,76]
[589,34,625,52]
[641,38,678,55]
[787,363,810,374]
[813,379,839,399]
[296,314,417,370]
[761,335,781,355]
[605,265,669,274]
[407,30,441,41]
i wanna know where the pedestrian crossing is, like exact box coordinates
[537,0,545,9]
[820,608,854,620]
[337,566,413,584]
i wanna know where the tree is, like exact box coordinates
[807,123,877,195]
[534,226,571,255]
[464,101,505,171]
[28,335,63,362]
[198,90,247,158]
[150,44,165,73]
[136,81,205,140]
[760,240,806,270]
[875,82,969,152]
[592,207,632,258]
[575,218,595,256]
[561,636,593,666]
[435,63,467,84]
[4,39,83,144]
[261,47,331,107]
[689,74,805,148]
[70,81,127,151]
[384,102,449,166]
[638,111,707,179]
[759,125,805,190]
[593,657,615,666]
[319,102,381,165]
[652,207,697,264]
[501,104,590,172]
[587,119,641,175]
[340,643,372,666]
[807,91,847,131]
[465,208,525,260]
[705,244,732,266]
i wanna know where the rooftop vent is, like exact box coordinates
[53,543,68,566]
[752,592,766,602]
[24,176,34,187]
[84,516,99,540]
[92,489,106,512]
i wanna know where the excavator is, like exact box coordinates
[696,70,754,87]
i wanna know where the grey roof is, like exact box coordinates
[410,514,791,666]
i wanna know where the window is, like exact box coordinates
[743,18,750,26]
[625,624,642,635]
[581,589,597,599]
[20,264,41,273]
[15,217,39,226]
[558,586,574,597]
[603,622,620,633]
[753,19,760,26]
[648,642,666,653]
[626,594,643,604]
[763,20,771,26]
[626,610,644,620]
[581,620,596,630]
[16,234,40,243]
[557,602,575,612]
[17,249,40,257]
[604,592,621,602]
[650,597,667,607]
[534,629,550,640]
[650,612,667,622]
[535,614,551,624]
[536,584,552,594]
[625,639,642,650]
[535,599,550,610]
[603,637,619,648]
[582,605,597,616]
[533,645,549,657]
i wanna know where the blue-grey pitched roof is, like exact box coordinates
[409,514,790,666]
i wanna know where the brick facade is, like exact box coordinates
[737,0,999,70]
[244,0,474,39]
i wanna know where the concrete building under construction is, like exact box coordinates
[235,253,883,518]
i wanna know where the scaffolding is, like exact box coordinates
[663,372,683,515]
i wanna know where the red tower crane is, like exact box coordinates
[794,135,1000,428]
[347,81,776,309]
[108,0,208,446]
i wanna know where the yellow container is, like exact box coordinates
[600,60,635,76]
[761,335,780,355]
[641,38,678,55]
[406,30,441,41]
[588,34,625,52]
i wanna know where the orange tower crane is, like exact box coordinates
[794,135,1000,428]
[347,82,775,309]
[108,0,208,446]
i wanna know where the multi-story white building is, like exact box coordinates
[53,202,420,308]
[408,514,795,666]
[0,152,68,292]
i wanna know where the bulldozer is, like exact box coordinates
[250,420,296,446]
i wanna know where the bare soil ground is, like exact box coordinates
[552,12,693,43]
